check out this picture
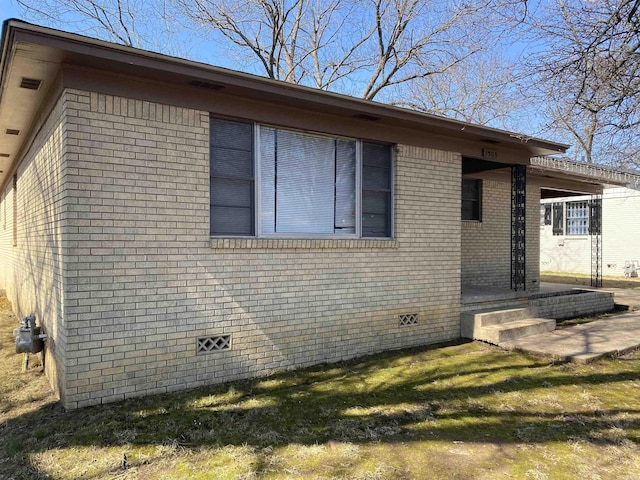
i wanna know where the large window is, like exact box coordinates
[210,116,393,238]
[461,179,481,221]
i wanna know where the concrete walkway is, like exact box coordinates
[500,313,640,362]
[500,284,640,362]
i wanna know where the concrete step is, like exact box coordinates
[472,307,533,326]
[479,318,556,344]
[461,306,533,339]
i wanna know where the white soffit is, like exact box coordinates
[0,41,61,187]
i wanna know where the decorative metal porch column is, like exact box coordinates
[511,165,527,291]
[590,195,603,288]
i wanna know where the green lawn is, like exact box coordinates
[1,294,639,479]
[541,271,640,289]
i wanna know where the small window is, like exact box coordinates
[566,201,589,235]
[462,179,481,221]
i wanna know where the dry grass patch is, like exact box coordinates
[1,296,639,479]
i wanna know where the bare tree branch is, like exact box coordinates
[523,0,640,165]
[16,0,530,105]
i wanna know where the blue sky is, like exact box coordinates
[1,2,19,22]
[0,1,236,72]
[0,0,549,139]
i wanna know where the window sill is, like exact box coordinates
[209,237,397,250]
[462,220,482,227]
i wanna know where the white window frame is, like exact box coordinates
[565,201,589,236]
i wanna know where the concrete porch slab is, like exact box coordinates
[499,313,640,363]
[461,282,579,306]
[461,284,529,305]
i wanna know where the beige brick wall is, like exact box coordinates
[0,94,68,398]
[58,89,462,409]
[462,179,541,291]
[530,291,614,319]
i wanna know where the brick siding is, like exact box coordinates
[530,291,614,319]
[0,94,68,398]
[462,179,541,291]
[48,89,462,408]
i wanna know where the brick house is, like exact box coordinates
[0,21,608,409]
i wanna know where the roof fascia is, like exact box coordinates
[5,20,569,156]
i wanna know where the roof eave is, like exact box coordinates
[3,19,569,156]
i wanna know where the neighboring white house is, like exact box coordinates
[538,159,640,278]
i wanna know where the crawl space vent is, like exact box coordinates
[399,313,419,326]
[197,334,231,354]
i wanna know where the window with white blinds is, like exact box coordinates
[260,128,356,235]
[210,116,392,238]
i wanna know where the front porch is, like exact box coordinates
[462,157,613,296]
[460,282,615,346]
[461,282,581,308]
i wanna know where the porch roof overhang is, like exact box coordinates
[463,156,636,197]
[530,157,640,197]
[0,19,570,189]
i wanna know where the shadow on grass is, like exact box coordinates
[2,341,640,477]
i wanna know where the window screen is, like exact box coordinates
[210,117,254,236]
[362,142,392,237]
